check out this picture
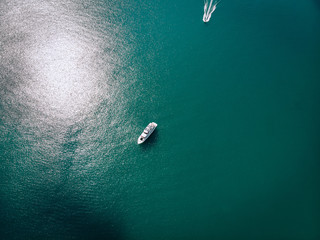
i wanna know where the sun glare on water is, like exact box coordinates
[14,1,120,123]
[27,34,96,120]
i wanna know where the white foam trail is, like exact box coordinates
[203,0,220,22]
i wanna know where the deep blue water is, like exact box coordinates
[1,0,320,239]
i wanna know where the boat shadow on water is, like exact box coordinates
[139,129,159,149]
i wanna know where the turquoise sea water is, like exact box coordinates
[1,0,320,239]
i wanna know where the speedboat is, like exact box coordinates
[137,122,157,144]
[203,16,209,23]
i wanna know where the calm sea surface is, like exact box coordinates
[1,0,320,239]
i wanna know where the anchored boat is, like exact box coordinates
[137,122,157,144]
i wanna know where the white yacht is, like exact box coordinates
[137,122,157,144]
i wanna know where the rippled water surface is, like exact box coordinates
[1,0,320,239]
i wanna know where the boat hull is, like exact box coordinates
[137,122,157,144]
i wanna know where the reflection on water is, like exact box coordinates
[0,0,132,238]
[11,1,119,122]
[0,0,135,177]
[26,34,98,120]
[0,0,131,141]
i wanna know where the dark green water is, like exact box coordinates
[1,0,320,239]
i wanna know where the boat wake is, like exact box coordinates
[203,0,220,23]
